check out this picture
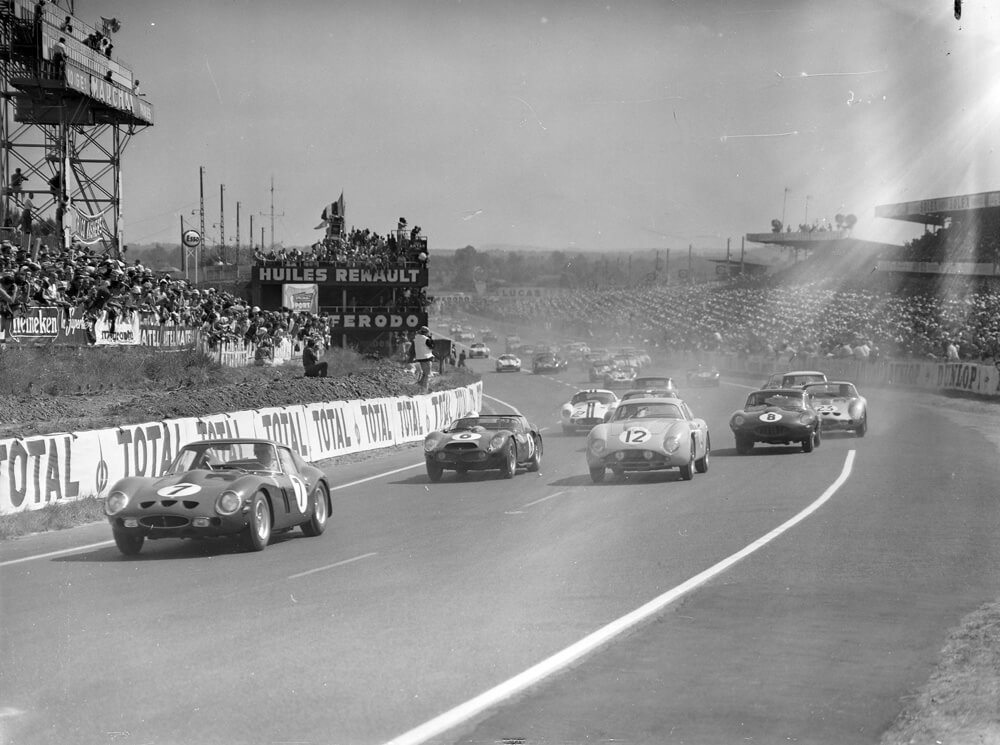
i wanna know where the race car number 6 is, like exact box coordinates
[452,432,481,441]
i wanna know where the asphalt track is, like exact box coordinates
[2,358,999,745]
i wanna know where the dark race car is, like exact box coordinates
[532,352,568,374]
[104,439,331,555]
[423,413,543,481]
[729,388,821,454]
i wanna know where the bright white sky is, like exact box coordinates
[78,0,1000,253]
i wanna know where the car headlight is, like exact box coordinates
[216,490,242,516]
[849,403,864,418]
[731,414,745,428]
[105,490,130,516]
[424,438,438,453]
[663,434,681,453]
[799,413,816,425]
[488,434,507,452]
[589,439,606,455]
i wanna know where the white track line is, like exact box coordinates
[382,450,856,745]
[288,552,377,579]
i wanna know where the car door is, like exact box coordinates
[275,446,309,523]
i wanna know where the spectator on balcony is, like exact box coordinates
[59,15,73,35]
[51,37,67,74]
[9,169,26,194]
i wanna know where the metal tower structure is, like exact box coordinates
[0,0,153,256]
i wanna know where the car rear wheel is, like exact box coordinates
[301,482,329,537]
[426,462,443,482]
[589,466,606,483]
[500,441,516,479]
[695,435,710,473]
[112,528,144,556]
[527,436,542,472]
[735,434,753,455]
[242,492,272,551]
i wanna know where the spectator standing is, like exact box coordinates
[20,193,34,250]
[412,325,435,391]
[458,349,467,368]
[946,339,960,361]
[10,169,26,194]
[302,338,328,377]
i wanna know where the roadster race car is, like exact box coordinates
[762,370,828,389]
[533,352,569,374]
[603,363,638,388]
[495,353,522,372]
[586,396,710,482]
[804,380,868,436]
[103,439,331,555]
[561,389,620,434]
[686,364,721,387]
[424,413,543,481]
[729,388,821,454]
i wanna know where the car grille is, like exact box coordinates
[139,515,190,528]
[756,424,791,436]
[445,442,480,451]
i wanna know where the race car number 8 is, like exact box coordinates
[620,427,651,444]
[759,412,783,422]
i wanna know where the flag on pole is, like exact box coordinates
[315,192,346,230]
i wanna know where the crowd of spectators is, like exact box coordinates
[451,271,1000,365]
[0,238,332,353]
[254,222,428,270]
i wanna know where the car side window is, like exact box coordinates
[277,448,296,474]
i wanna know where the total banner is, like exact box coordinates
[0,381,482,514]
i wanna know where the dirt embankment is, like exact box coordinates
[0,366,419,440]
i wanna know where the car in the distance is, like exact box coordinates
[686,364,721,387]
[804,380,868,437]
[423,413,542,481]
[729,388,821,454]
[762,370,828,389]
[586,396,710,482]
[103,439,331,555]
[533,352,568,374]
[468,342,491,359]
[588,357,616,382]
[604,363,638,388]
[619,388,679,404]
[632,375,678,392]
[495,353,522,372]
[561,389,620,434]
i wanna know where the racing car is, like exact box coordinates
[103,439,331,555]
[586,396,710,482]
[603,363,638,388]
[804,380,868,437]
[589,357,615,382]
[423,413,543,481]
[561,389,620,434]
[729,388,821,454]
[533,352,568,374]
[468,342,491,359]
[632,375,678,392]
[762,370,828,389]
[686,364,721,387]
[495,353,522,372]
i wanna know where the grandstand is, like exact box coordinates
[1,0,153,255]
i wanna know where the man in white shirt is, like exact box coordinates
[412,326,435,391]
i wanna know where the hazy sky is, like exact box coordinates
[76,0,1000,253]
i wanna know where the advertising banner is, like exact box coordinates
[282,283,319,313]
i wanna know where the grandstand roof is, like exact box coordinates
[874,191,1000,227]
[745,232,894,253]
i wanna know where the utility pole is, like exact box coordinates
[219,183,225,263]
[249,214,254,251]
[236,200,241,256]
[261,175,285,250]
[198,166,205,285]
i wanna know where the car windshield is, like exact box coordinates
[614,402,682,420]
[622,389,677,400]
[634,377,673,388]
[806,383,855,398]
[452,416,519,431]
[169,442,284,474]
[746,392,807,410]
[571,391,615,405]
[785,374,826,387]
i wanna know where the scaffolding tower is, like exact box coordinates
[0,0,153,256]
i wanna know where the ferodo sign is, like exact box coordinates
[326,313,424,329]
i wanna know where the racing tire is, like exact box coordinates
[500,441,517,479]
[301,482,329,537]
[695,435,710,474]
[855,417,867,438]
[802,428,819,453]
[526,436,542,472]
[589,466,606,483]
[678,443,695,481]
[112,528,144,556]
[426,462,444,482]
[735,434,753,455]
[242,492,272,551]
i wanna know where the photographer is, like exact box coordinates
[412,325,435,391]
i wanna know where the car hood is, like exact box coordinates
[112,469,273,503]
[591,419,686,440]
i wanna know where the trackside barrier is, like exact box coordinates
[0,381,482,515]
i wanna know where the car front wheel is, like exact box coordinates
[527,436,542,472]
[426,462,443,482]
[589,466,606,483]
[735,434,753,455]
[678,442,695,481]
[242,492,272,551]
[112,528,144,556]
[695,435,710,473]
[856,417,867,437]
[500,441,516,479]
